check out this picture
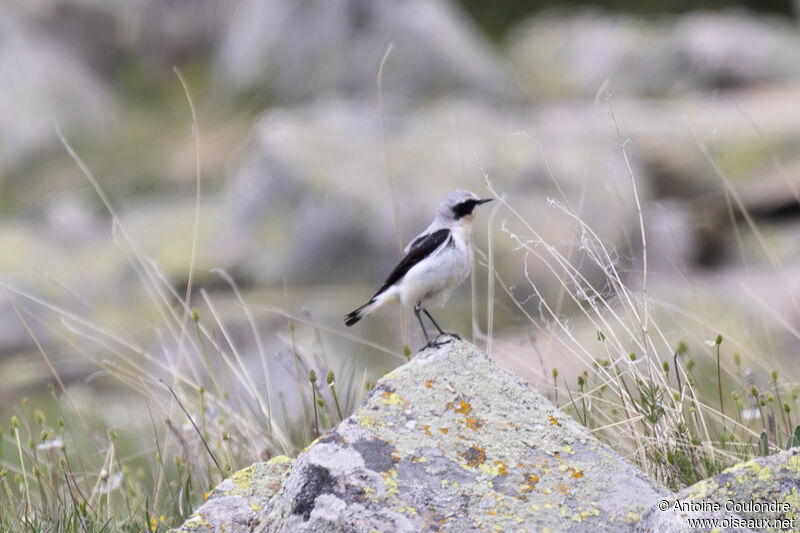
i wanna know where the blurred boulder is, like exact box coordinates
[13,0,235,74]
[224,97,639,289]
[670,12,800,90]
[0,4,115,170]
[508,10,800,100]
[214,0,510,103]
[508,11,665,100]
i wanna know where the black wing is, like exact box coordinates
[373,228,450,298]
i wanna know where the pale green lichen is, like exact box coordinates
[228,465,256,496]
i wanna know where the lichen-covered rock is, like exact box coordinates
[173,456,293,533]
[640,448,800,533]
[253,338,667,532]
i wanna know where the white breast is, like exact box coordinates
[396,226,473,308]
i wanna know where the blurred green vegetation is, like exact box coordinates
[456,0,794,40]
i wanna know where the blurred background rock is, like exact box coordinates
[2,0,800,410]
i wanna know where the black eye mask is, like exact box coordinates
[452,199,478,219]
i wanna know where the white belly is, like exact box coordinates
[396,232,472,308]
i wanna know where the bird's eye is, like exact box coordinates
[452,200,477,219]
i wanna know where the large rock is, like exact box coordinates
[254,339,666,531]
[173,340,800,532]
[214,0,509,102]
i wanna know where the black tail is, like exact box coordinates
[344,300,373,327]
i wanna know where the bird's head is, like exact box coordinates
[436,189,493,224]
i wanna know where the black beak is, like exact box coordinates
[476,198,493,205]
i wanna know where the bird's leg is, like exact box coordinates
[413,302,431,346]
[422,308,461,342]
[422,308,445,336]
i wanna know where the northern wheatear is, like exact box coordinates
[344,189,492,346]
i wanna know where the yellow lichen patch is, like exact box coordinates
[757,465,772,483]
[548,415,559,426]
[228,465,256,495]
[506,422,516,429]
[439,428,449,434]
[686,478,713,500]
[558,464,584,478]
[625,510,641,523]
[461,446,486,468]
[446,397,483,430]
[789,454,800,473]
[424,379,435,388]
[560,445,574,455]
[480,460,508,477]
[267,455,293,466]
[412,456,428,463]
[521,473,539,493]
[381,391,405,406]
[357,411,373,427]
[250,503,261,512]
[784,486,800,518]
[398,506,419,516]
[421,425,432,436]
[382,469,399,495]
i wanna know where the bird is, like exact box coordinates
[344,189,492,347]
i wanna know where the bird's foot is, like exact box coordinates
[421,333,461,349]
